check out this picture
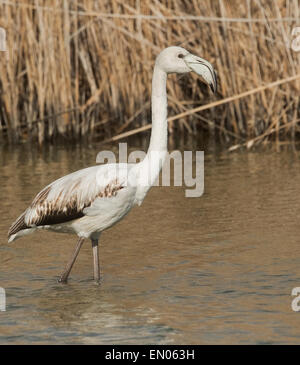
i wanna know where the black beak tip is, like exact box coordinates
[209,82,217,94]
[208,68,218,94]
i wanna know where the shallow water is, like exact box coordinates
[1,143,300,344]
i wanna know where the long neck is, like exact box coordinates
[138,64,168,189]
[147,64,168,154]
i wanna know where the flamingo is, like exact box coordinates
[8,46,217,284]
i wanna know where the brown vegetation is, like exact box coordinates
[0,0,299,148]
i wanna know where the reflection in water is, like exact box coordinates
[1,143,300,344]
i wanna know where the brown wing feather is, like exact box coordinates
[27,178,124,227]
[8,176,124,239]
[8,212,28,238]
[27,185,86,226]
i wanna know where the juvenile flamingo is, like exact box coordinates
[8,46,217,283]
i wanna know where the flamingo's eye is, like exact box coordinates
[178,54,184,58]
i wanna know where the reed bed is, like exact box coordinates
[0,0,299,148]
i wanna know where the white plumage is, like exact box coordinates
[9,164,136,240]
[8,46,217,283]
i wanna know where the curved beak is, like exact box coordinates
[184,54,217,93]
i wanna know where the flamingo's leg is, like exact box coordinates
[91,238,100,284]
[58,237,85,283]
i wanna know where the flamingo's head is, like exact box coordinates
[155,46,217,93]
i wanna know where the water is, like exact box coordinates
[1,143,300,344]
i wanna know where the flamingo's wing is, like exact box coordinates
[8,164,126,238]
